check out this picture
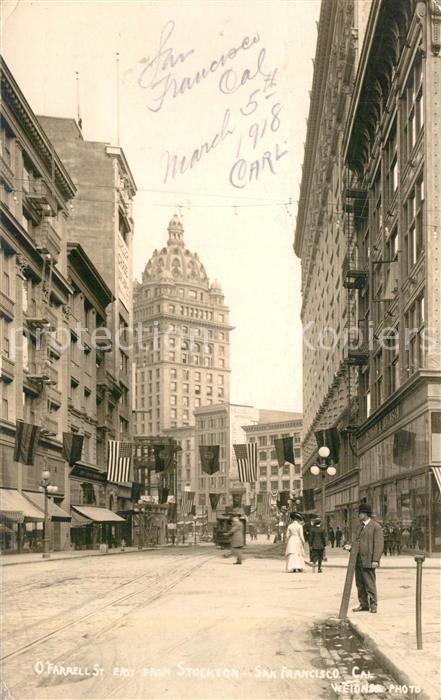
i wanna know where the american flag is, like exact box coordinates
[107,440,132,484]
[233,443,258,482]
[181,490,195,516]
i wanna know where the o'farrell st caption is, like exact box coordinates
[33,661,421,693]
[131,20,288,189]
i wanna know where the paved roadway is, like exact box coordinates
[2,542,342,700]
[2,541,438,700]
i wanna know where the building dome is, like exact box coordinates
[210,279,223,294]
[142,216,210,288]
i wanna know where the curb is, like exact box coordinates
[346,618,438,700]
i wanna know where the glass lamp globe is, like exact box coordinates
[318,446,330,459]
[310,465,321,476]
[327,466,337,476]
[41,470,51,480]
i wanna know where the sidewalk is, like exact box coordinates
[258,542,441,698]
[265,542,441,569]
[345,565,440,700]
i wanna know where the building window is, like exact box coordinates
[259,436,267,446]
[404,177,424,274]
[270,480,278,491]
[373,351,383,409]
[282,480,290,490]
[170,395,177,405]
[260,467,267,477]
[405,295,425,375]
[259,451,267,461]
[402,52,423,164]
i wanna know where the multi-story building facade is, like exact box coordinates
[0,59,134,552]
[243,411,303,498]
[343,0,441,553]
[1,57,76,551]
[133,215,232,438]
[194,403,259,517]
[65,242,129,548]
[294,1,372,535]
[38,116,136,450]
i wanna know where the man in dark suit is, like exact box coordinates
[351,504,384,613]
[308,517,327,572]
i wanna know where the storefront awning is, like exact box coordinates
[71,506,126,523]
[431,467,441,492]
[23,492,71,522]
[0,489,44,522]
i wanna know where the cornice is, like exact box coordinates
[355,370,441,438]
[1,57,76,201]
[67,242,114,310]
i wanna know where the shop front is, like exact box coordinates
[324,480,359,545]
[22,490,71,552]
[0,488,44,553]
[357,396,441,555]
[71,505,126,549]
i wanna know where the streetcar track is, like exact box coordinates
[1,553,215,664]
[1,550,210,643]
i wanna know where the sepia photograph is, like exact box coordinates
[0,0,440,698]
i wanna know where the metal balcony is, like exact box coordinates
[24,179,57,216]
[344,341,369,366]
[34,219,62,261]
[95,328,112,352]
[342,253,368,289]
[0,290,14,320]
[41,416,58,437]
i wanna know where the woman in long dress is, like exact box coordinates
[285,512,306,573]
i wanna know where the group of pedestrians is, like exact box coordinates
[326,525,343,548]
[284,504,384,613]
[284,512,327,573]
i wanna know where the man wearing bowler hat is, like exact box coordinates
[348,504,384,613]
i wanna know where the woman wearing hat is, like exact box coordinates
[285,512,306,573]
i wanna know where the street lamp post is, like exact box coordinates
[310,446,337,527]
[39,469,58,559]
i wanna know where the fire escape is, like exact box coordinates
[23,177,61,438]
[342,183,369,427]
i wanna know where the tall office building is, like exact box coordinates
[133,215,231,437]
[342,0,441,554]
[294,1,372,535]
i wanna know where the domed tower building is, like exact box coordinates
[133,216,231,445]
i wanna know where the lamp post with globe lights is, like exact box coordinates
[39,469,58,559]
[309,446,337,527]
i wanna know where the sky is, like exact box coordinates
[2,0,320,412]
